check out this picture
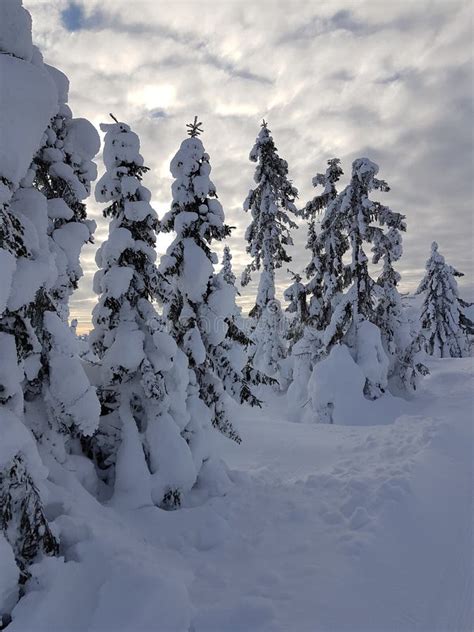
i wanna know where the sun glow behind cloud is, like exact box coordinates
[127,83,176,111]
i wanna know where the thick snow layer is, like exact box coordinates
[0,55,57,187]
[7,257,55,311]
[0,534,18,616]
[63,118,100,160]
[100,266,134,299]
[180,238,213,302]
[307,343,408,426]
[103,325,145,374]
[12,186,49,253]
[45,64,69,105]
[47,197,74,221]
[101,125,141,170]
[0,249,16,315]
[123,200,156,223]
[0,0,33,61]
[7,358,473,632]
[0,405,48,483]
[0,333,24,404]
[52,222,91,262]
[355,320,389,392]
[44,312,100,436]
[309,344,367,424]
[183,326,206,366]
[99,228,134,264]
[49,162,88,200]
[147,411,198,505]
[112,401,153,510]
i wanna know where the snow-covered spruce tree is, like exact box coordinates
[241,120,299,321]
[90,118,207,509]
[220,245,277,391]
[0,194,59,585]
[221,245,236,287]
[375,245,428,391]
[210,248,264,409]
[31,64,100,322]
[302,158,345,333]
[0,0,94,589]
[158,118,246,443]
[320,158,407,399]
[287,159,346,420]
[251,298,287,383]
[15,67,102,443]
[283,270,308,348]
[416,242,473,358]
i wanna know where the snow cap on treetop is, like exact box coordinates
[0,0,33,61]
[352,157,379,182]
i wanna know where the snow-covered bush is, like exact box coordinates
[416,242,473,358]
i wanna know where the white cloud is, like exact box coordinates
[26,0,473,332]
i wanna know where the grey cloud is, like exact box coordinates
[278,9,371,43]
[67,7,273,85]
[24,0,473,329]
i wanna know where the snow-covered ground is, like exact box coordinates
[7,356,472,632]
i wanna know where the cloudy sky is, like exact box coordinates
[27,0,473,332]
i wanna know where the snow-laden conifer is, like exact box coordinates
[283,271,308,348]
[241,121,299,320]
[90,118,208,508]
[252,299,287,383]
[31,64,100,321]
[286,159,344,416]
[416,242,473,358]
[318,158,407,398]
[375,253,428,391]
[210,248,263,409]
[158,118,244,443]
[0,194,59,582]
[0,1,98,586]
[302,158,345,332]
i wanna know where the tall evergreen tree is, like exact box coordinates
[283,270,308,348]
[90,118,207,508]
[241,120,299,320]
[221,245,236,287]
[31,65,100,322]
[0,7,99,586]
[375,242,428,391]
[0,190,59,583]
[251,299,287,383]
[302,158,345,333]
[211,248,263,409]
[157,118,243,443]
[416,242,473,358]
[319,158,407,398]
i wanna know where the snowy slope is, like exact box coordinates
[8,357,473,632]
